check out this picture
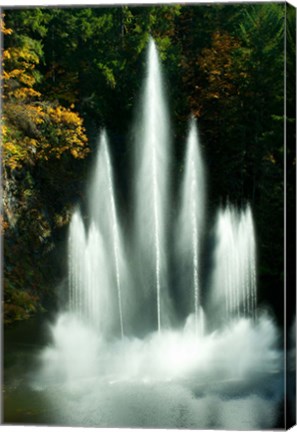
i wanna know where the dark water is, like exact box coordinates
[3,315,285,429]
[3,315,52,425]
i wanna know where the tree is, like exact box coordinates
[1,13,90,323]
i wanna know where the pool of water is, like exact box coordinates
[2,315,285,429]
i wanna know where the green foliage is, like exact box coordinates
[4,289,41,324]
[3,240,45,324]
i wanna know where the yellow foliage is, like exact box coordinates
[8,46,40,65]
[0,14,12,35]
[2,49,11,60]
[49,106,84,128]
[11,88,41,100]
[71,149,78,158]
[4,69,23,79]
[1,14,89,170]
[20,72,36,87]
[2,124,8,136]
[2,101,89,169]
[2,39,40,103]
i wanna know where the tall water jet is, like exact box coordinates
[210,204,257,323]
[68,130,126,336]
[176,119,205,332]
[134,38,171,332]
[89,130,125,336]
[101,133,124,338]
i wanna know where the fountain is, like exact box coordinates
[176,118,205,334]
[210,204,257,324]
[134,38,171,333]
[68,131,126,336]
[35,37,282,430]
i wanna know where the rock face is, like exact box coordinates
[2,163,70,324]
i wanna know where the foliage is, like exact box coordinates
[3,103,88,169]
[2,19,89,170]
[4,281,42,325]
[1,13,89,323]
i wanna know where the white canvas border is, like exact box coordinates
[0,1,296,432]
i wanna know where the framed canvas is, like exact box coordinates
[1,0,296,430]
